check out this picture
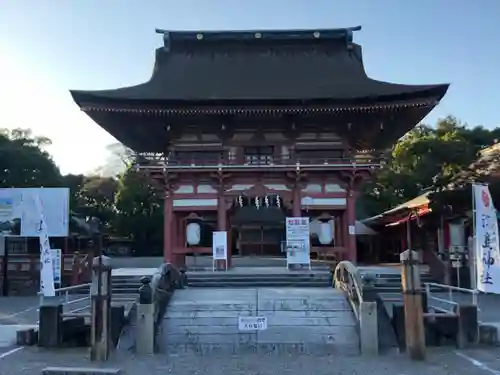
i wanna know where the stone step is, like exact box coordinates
[187,281,330,288]
[186,272,331,279]
[161,287,359,355]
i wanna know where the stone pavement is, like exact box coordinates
[3,346,500,375]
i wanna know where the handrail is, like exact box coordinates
[333,261,364,320]
[38,283,91,306]
[424,282,478,316]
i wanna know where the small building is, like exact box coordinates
[70,26,448,267]
[364,143,500,284]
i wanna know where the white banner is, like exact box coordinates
[0,188,69,237]
[33,193,56,297]
[473,184,500,293]
[285,217,311,267]
[212,231,228,260]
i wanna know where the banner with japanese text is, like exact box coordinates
[473,184,500,293]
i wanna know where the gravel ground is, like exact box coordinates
[3,347,500,375]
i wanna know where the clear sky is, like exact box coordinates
[0,0,499,175]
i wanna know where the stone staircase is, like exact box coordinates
[186,268,332,288]
[364,271,438,294]
[111,274,144,295]
[160,287,359,355]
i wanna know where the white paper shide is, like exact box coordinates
[473,184,500,294]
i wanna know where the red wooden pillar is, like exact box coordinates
[346,190,357,264]
[163,191,173,263]
[342,210,349,261]
[292,184,301,217]
[171,214,185,267]
[217,193,230,269]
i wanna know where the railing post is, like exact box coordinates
[38,298,63,348]
[400,249,426,361]
[457,304,479,348]
[136,276,155,355]
[359,301,378,356]
[90,255,112,361]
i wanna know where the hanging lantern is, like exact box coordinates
[309,219,321,237]
[318,220,334,245]
[276,195,281,208]
[264,195,270,208]
[237,195,244,208]
[186,222,201,246]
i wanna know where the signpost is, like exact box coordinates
[212,231,228,271]
[285,217,311,270]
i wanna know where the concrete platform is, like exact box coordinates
[161,287,358,355]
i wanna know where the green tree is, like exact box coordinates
[363,116,500,216]
[0,128,62,187]
[77,176,119,229]
[114,167,163,254]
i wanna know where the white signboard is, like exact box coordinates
[285,217,311,268]
[238,316,268,331]
[50,249,62,284]
[212,231,228,271]
[0,188,69,237]
[32,193,55,297]
[473,184,500,294]
[212,231,227,260]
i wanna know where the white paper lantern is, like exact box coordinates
[318,220,334,245]
[309,219,321,237]
[186,222,201,245]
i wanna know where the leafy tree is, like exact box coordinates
[114,167,163,254]
[363,116,500,216]
[77,176,119,228]
[0,128,62,187]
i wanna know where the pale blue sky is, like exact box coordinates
[0,0,499,175]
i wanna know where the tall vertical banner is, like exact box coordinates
[29,192,56,297]
[473,184,500,294]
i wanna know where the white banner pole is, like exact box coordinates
[31,193,55,297]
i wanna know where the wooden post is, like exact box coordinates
[400,248,426,360]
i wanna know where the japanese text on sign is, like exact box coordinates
[474,184,500,293]
[238,316,268,331]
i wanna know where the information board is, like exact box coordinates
[285,217,311,268]
[0,188,69,237]
[212,231,228,271]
